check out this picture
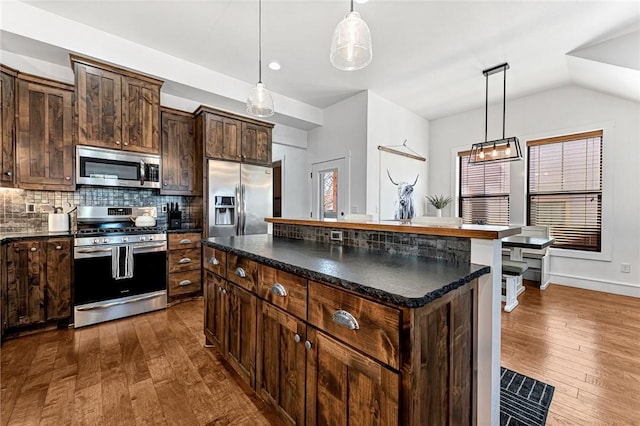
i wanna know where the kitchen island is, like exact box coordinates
[203,219,519,425]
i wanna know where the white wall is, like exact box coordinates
[366,91,430,220]
[430,85,640,296]
[307,92,368,216]
[272,142,309,219]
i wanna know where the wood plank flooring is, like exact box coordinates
[1,301,283,426]
[502,282,640,426]
[1,283,638,425]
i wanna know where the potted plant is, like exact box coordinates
[426,194,452,217]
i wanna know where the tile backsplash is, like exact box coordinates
[273,223,471,264]
[0,187,202,233]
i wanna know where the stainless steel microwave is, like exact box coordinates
[76,146,161,189]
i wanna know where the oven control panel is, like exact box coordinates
[75,233,166,247]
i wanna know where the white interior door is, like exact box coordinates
[311,158,347,221]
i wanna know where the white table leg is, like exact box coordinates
[509,247,526,295]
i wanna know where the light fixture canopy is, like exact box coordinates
[469,62,522,164]
[246,0,274,118]
[330,0,372,71]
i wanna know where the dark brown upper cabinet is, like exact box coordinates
[72,55,162,155]
[161,107,202,195]
[16,74,74,191]
[0,65,17,187]
[195,106,273,167]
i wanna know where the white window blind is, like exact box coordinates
[458,152,510,225]
[527,130,602,251]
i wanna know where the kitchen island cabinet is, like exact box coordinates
[202,234,489,425]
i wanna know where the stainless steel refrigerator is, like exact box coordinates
[207,160,272,237]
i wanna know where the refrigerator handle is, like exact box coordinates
[241,183,247,234]
[235,184,241,236]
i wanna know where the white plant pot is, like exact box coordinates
[435,208,443,217]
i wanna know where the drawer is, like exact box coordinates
[168,248,201,273]
[258,265,307,320]
[203,245,227,277]
[308,280,401,369]
[227,253,258,292]
[168,233,201,250]
[169,269,202,297]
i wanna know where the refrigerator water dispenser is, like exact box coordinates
[215,196,235,225]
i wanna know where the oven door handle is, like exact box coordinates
[75,291,166,311]
[132,243,167,253]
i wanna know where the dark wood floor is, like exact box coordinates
[0,300,283,426]
[502,282,640,426]
[2,283,639,425]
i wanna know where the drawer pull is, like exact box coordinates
[179,280,192,287]
[304,340,312,350]
[209,257,220,266]
[270,283,287,297]
[332,310,359,330]
[294,334,301,343]
[179,239,192,244]
[234,267,246,278]
[179,258,192,264]
[55,245,63,250]
[30,247,37,252]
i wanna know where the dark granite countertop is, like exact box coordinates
[203,235,490,308]
[0,231,75,245]
[166,228,203,234]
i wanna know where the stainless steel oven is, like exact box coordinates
[73,206,167,328]
[76,146,160,189]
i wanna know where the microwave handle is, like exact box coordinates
[140,160,145,186]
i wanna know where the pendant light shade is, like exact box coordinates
[330,1,372,71]
[246,0,274,118]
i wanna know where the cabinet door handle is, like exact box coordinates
[123,142,129,146]
[179,258,191,264]
[179,280,192,287]
[65,176,71,181]
[30,247,37,252]
[234,267,246,278]
[164,182,168,186]
[179,239,192,244]
[332,310,359,330]
[209,257,220,266]
[4,171,12,176]
[116,141,121,145]
[304,340,312,350]
[55,245,63,250]
[222,288,227,295]
[270,282,287,297]
[294,334,301,343]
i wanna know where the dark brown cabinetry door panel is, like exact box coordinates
[45,238,71,321]
[1,246,8,336]
[122,76,160,154]
[226,282,257,388]
[256,301,306,426]
[1,68,17,186]
[204,270,227,350]
[6,241,46,327]
[161,110,200,195]
[16,78,74,191]
[75,64,122,148]
[305,328,400,426]
[242,122,272,166]
[204,114,241,161]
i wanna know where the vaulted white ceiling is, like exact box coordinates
[2,0,639,130]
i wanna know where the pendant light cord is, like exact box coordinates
[484,73,488,143]
[258,0,263,84]
[350,0,354,12]
[502,67,507,139]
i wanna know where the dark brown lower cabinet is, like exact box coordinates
[45,238,72,321]
[226,282,257,388]
[6,240,45,327]
[204,271,257,388]
[305,328,400,426]
[256,301,306,426]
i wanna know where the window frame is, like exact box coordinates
[526,129,604,253]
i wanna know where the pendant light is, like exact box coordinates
[246,0,274,118]
[469,63,522,164]
[330,0,372,71]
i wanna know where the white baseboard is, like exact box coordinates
[550,273,640,298]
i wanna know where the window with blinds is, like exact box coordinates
[527,130,602,251]
[458,152,510,225]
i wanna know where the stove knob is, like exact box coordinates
[93,238,99,244]
[139,236,146,242]
[102,238,109,244]
[148,236,154,241]
[122,237,128,243]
